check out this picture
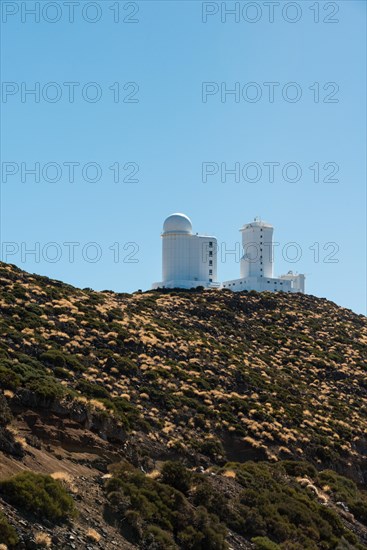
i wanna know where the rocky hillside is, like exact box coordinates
[0,261,366,549]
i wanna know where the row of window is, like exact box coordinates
[223,280,284,288]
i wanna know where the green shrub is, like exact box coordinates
[145,525,178,549]
[26,376,65,401]
[76,379,110,399]
[107,356,137,376]
[0,363,21,390]
[0,472,77,523]
[40,350,66,368]
[252,537,281,550]
[281,460,317,479]
[105,462,227,550]
[350,499,367,525]
[316,470,367,526]
[0,359,65,402]
[112,397,144,430]
[193,481,217,508]
[0,512,18,547]
[0,393,13,426]
[192,507,227,550]
[0,349,9,359]
[40,350,85,372]
[196,438,225,460]
[53,366,72,379]
[218,461,355,548]
[161,461,192,495]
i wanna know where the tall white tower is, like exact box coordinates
[240,219,274,279]
[152,213,218,289]
[223,217,305,293]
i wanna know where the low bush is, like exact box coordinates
[216,461,357,549]
[252,537,281,550]
[40,350,85,373]
[0,359,65,402]
[144,525,177,549]
[53,366,72,379]
[0,362,21,391]
[107,356,137,376]
[195,438,225,460]
[0,472,77,523]
[316,470,367,525]
[0,394,13,426]
[161,461,192,495]
[76,380,110,399]
[26,376,65,401]
[0,512,18,547]
[112,397,144,430]
[105,462,227,550]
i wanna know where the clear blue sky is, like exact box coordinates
[1,1,366,314]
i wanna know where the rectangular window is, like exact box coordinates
[209,242,213,247]
[209,269,213,275]
[209,251,213,257]
[209,260,213,266]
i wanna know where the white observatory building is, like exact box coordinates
[152,213,219,290]
[222,219,305,293]
[152,214,305,293]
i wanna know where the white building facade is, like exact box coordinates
[153,214,305,294]
[222,219,305,293]
[152,213,219,290]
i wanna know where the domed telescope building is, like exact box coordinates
[152,213,219,290]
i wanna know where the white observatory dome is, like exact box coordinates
[163,213,192,234]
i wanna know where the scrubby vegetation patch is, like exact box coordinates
[0,472,77,523]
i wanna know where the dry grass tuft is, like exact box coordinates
[146,469,160,479]
[86,528,101,542]
[34,532,52,547]
[14,436,28,449]
[222,469,236,479]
